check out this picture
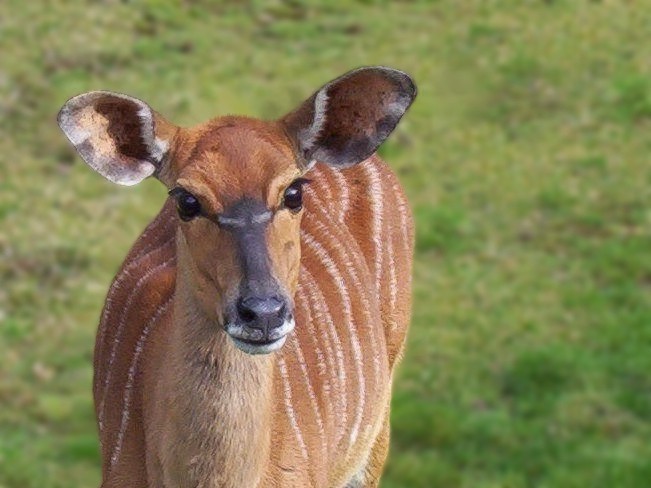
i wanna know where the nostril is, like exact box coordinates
[237,298,257,323]
[237,296,286,323]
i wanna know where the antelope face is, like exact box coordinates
[58,66,416,355]
[168,119,305,354]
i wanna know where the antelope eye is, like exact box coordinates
[283,180,306,211]
[171,189,202,221]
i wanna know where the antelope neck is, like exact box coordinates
[164,279,276,487]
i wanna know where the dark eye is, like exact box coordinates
[283,179,308,212]
[171,188,202,221]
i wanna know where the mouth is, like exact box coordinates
[225,318,295,355]
[230,335,288,355]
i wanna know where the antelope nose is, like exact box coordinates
[237,296,286,325]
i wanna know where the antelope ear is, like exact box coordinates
[281,66,416,169]
[57,91,177,185]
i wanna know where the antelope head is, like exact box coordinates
[58,67,416,355]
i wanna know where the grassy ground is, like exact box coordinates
[1,1,650,486]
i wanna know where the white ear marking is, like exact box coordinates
[305,159,317,171]
[299,88,329,155]
[136,105,167,164]
[152,137,169,163]
[57,104,92,146]
[65,125,91,146]
[136,106,153,125]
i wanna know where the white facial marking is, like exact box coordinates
[230,335,287,355]
[251,210,272,224]
[217,210,272,228]
[225,318,295,355]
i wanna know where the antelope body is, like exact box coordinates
[58,67,416,488]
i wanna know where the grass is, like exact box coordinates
[1,0,650,486]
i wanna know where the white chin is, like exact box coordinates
[230,335,288,355]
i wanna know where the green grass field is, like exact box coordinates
[1,1,650,486]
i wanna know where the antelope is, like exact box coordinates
[57,66,416,488]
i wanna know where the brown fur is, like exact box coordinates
[95,122,412,488]
[62,69,416,487]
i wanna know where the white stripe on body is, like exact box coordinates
[295,287,329,380]
[300,267,348,447]
[391,178,412,258]
[304,181,382,386]
[278,356,309,462]
[309,167,335,208]
[328,166,351,220]
[96,223,172,380]
[295,286,334,427]
[109,295,174,471]
[287,331,328,464]
[98,255,175,431]
[301,231,365,449]
[361,161,385,295]
[386,222,398,331]
[390,177,412,330]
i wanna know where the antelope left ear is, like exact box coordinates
[281,66,417,169]
[57,91,177,186]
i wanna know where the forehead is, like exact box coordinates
[175,116,299,209]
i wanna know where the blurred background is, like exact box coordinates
[1,0,650,486]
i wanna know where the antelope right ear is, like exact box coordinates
[281,66,417,169]
[57,91,178,186]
